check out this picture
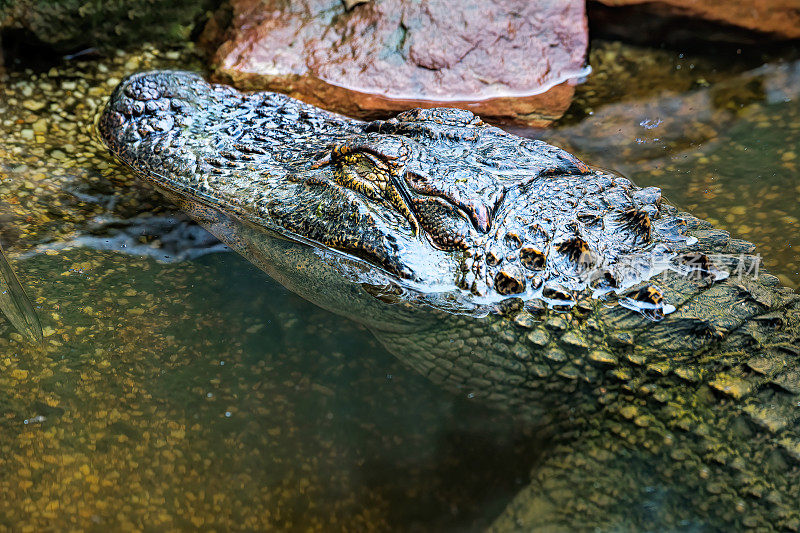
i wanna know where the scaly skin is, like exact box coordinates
[98,71,800,531]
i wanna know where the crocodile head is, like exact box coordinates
[99,71,698,313]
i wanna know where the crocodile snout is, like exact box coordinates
[102,73,211,152]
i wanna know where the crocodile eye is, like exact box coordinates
[403,170,496,234]
[311,141,420,234]
[337,151,391,197]
[311,137,482,250]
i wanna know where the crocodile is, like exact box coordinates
[98,71,800,531]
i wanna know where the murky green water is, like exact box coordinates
[0,38,798,531]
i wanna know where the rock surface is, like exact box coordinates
[593,0,800,40]
[202,0,588,127]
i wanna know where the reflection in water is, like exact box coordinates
[0,38,798,531]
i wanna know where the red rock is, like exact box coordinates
[203,0,588,127]
[593,0,800,40]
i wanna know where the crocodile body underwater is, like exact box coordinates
[99,71,800,531]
